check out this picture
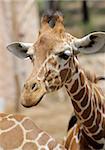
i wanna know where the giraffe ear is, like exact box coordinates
[74,32,105,54]
[7,42,33,59]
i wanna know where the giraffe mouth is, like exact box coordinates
[22,94,45,108]
[33,94,45,106]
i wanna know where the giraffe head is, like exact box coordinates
[7,12,105,107]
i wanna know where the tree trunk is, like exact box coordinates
[82,0,89,23]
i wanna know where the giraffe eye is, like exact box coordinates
[58,50,71,60]
[59,53,69,60]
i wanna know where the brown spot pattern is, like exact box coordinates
[60,68,68,82]
[48,58,57,67]
[47,140,57,149]
[73,87,85,101]
[70,79,79,94]
[72,100,81,113]
[22,119,37,130]
[0,113,8,118]
[79,72,85,86]
[102,118,105,130]
[0,125,23,149]
[96,110,101,126]
[80,90,88,107]
[99,101,102,110]
[102,104,105,114]
[0,118,14,130]
[23,142,38,150]
[81,100,91,119]
[37,133,49,145]
[88,125,99,133]
[83,127,89,134]
[82,130,104,149]
[54,77,60,85]
[83,111,95,127]
[49,85,57,91]
[66,69,71,81]
[67,78,72,84]
[92,130,104,140]
[26,129,41,140]
[9,114,25,122]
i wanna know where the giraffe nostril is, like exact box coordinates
[31,83,38,91]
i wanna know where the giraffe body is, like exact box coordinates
[0,113,65,150]
[7,12,105,149]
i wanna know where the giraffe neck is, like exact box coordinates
[64,57,105,149]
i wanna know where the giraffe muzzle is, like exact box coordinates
[21,93,45,108]
[21,81,47,108]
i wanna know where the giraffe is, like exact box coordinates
[67,72,105,132]
[0,113,66,150]
[7,12,105,149]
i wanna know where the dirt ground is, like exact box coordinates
[17,53,105,142]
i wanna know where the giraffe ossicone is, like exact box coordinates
[7,12,105,149]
